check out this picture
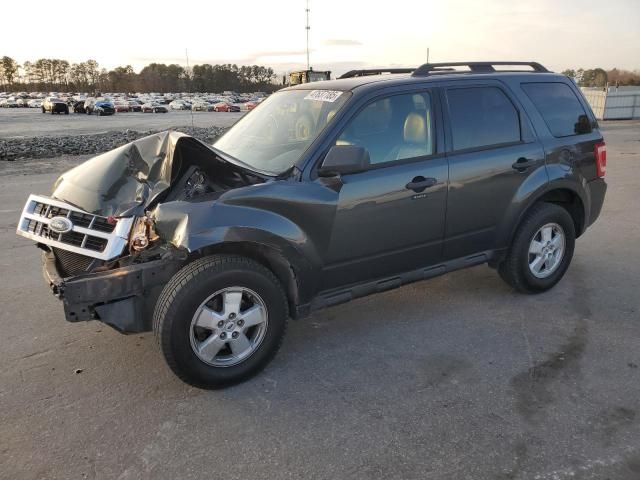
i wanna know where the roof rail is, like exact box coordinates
[339,68,415,79]
[412,61,549,77]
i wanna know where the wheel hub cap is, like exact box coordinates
[189,287,268,367]
[528,223,566,279]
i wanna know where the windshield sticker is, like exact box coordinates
[304,90,343,103]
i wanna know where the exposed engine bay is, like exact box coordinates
[161,139,263,204]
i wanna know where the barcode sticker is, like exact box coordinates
[304,90,343,102]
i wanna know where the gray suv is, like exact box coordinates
[16,61,607,388]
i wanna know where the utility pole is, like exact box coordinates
[306,0,310,70]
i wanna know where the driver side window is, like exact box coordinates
[336,92,434,165]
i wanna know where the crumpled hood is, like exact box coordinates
[52,131,190,217]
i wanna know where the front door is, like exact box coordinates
[319,90,448,290]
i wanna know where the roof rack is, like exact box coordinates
[412,61,549,77]
[339,68,415,79]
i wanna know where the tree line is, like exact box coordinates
[0,56,279,93]
[561,67,640,88]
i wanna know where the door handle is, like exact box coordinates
[406,176,437,192]
[512,157,536,172]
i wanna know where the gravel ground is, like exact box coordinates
[0,108,243,139]
[0,125,228,160]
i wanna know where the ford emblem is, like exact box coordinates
[49,216,73,234]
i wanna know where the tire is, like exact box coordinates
[498,202,575,293]
[41,107,45,113]
[64,108,69,115]
[153,255,288,389]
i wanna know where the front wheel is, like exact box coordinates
[498,202,575,293]
[153,255,288,389]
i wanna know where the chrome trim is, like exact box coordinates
[16,194,134,261]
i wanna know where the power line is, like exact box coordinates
[305,0,310,70]
[185,48,194,129]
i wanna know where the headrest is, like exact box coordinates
[404,112,427,143]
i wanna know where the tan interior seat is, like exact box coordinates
[384,112,431,162]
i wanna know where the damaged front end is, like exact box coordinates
[16,131,267,333]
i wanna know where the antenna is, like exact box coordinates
[427,47,430,63]
[185,48,194,129]
[305,0,310,70]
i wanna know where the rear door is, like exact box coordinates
[318,89,449,290]
[441,81,546,260]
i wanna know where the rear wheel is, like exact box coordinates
[498,202,575,293]
[154,255,288,389]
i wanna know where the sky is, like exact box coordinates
[1,0,639,76]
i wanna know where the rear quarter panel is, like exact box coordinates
[510,75,603,235]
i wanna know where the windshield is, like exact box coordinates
[213,89,351,175]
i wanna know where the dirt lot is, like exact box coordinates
[0,108,244,139]
[0,121,639,479]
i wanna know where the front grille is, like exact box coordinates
[52,247,95,277]
[26,218,107,252]
[17,194,134,262]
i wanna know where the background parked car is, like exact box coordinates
[27,99,43,108]
[114,101,130,113]
[213,102,240,112]
[72,100,86,113]
[42,97,69,114]
[84,98,115,116]
[191,100,215,111]
[127,100,143,112]
[141,102,168,113]
[169,100,190,110]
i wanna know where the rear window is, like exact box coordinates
[521,82,591,137]
[447,87,521,151]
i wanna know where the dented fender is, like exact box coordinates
[151,179,341,305]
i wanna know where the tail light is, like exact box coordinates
[595,142,606,178]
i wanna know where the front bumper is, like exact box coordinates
[43,250,182,333]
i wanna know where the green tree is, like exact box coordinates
[1,56,19,87]
[579,68,608,88]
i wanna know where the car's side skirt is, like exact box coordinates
[295,249,499,318]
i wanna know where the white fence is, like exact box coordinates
[582,87,640,120]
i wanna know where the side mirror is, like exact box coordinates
[318,145,370,177]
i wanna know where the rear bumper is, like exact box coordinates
[42,250,182,333]
[587,178,607,227]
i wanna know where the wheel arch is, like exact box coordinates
[191,241,303,319]
[503,185,586,252]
